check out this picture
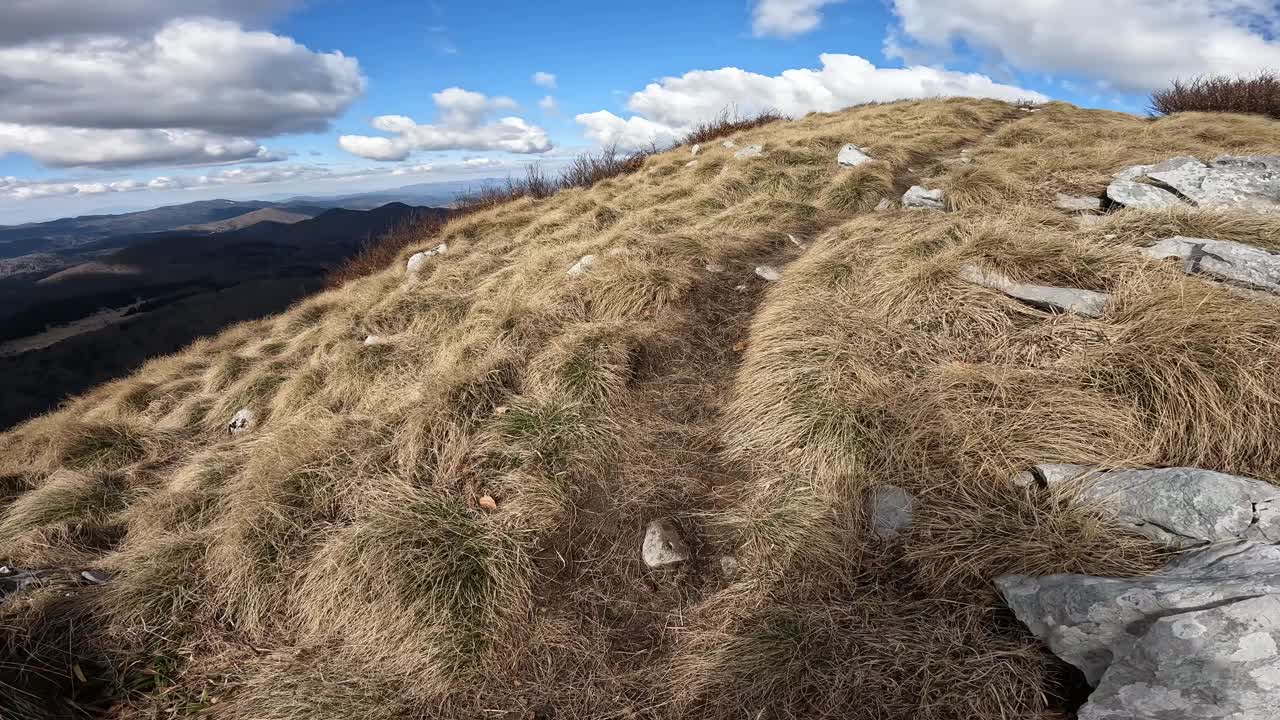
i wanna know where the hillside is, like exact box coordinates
[2,98,1280,719]
[174,207,321,234]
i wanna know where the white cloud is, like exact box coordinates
[888,0,1280,92]
[0,0,298,43]
[340,87,552,160]
[576,54,1047,149]
[752,0,845,37]
[539,95,560,114]
[533,71,558,89]
[0,124,283,169]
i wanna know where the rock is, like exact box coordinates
[959,264,1111,317]
[868,484,913,539]
[1081,593,1280,720]
[0,567,50,599]
[685,160,698,168]
[722,140,736,149]
[567,254,597,277]
[786,234,805,249]
[1055,192,1103,212]
[1152,155,1280,214]
[837,144,872,167]
[642,519,690,568]
[406,243,449,275]
[754,265,782,281]
[734,144,764,159]
[1142,236,1280,294]
[1105,178,1184,210]
[902,185,944,210]
[363,335,384,346]
[874,198,893,211]
[80,569,110,584]
[719,555,739,578]
[228,408,256,437]
[998,540,1280,693]
[705,262,725,273]
[690,144,701,156]
[478,495,498,512]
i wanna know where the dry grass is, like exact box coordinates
[4,97,1280,719]
[682,107,786,146]
[1152,71,1280,119]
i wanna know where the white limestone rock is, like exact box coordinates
[754,265,782,281]
[1055,192,1103,212]
[1142,236,1280,294]
[567,254,597,277]
[722,140,737,149]
[902,185,944,210]
[690,143,701,156]
[868,485,914,539]
[959,264,1111,317]
[642,519,690,568]
[1106,178,1184,210]
[705,262,725,273]
[406,242,448,275]
[837,144,872,167]
[734,144,764,159]
[228,408,257,437]
[363,335,385,346]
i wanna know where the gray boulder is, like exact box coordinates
[998,541,1280,702]
[734,144,764,159]
[868,485,913,539]
[1142,236,1280,294]
[1017,464,1280,548]
[902,185,944,210]
[642,519,690,568]
[1105,178,1184,210]
[837,144,872,167]
[959,264,1110,317]
[1148,155,1280,214]
[1055,192,1103,212]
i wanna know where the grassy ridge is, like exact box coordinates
[3,98,1280,719]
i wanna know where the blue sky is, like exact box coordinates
[2,0,1277,223]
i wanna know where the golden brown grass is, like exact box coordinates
[4,97,1280,719]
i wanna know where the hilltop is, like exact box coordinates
[3,98,1280,719]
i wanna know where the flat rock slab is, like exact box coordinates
[1079,594,1280,720]
[1019,464,1280,547]
[999,541,1280,709]
[868,485,913,539]
[1143,236,1280,294]
[1055,192,1102,212]
[642,519,690,568]
[1106,178,1184,210]
[959,264,1110,317]
[903,185,944,210]
[1147,155,1280,214]
[734,144,764,159]
[837,144,872,167]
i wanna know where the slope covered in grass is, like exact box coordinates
[4,98,1280,719]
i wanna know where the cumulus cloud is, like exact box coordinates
[0,124,283,169]
[532,72,558,89]
[0,0,298,43]
[539,95,560,114]
[575,53,1046,149]
[888,0,1280,92]
[340,87,552,160]
[752,0,845,37]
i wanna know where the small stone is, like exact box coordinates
[719,556,739,578]
[874,198,892,211]
[754,265,782,281]
[722,140,736,149]
[734,284,747,292]
[837,144,872,167]
[642,519,690,568]
[690,143,701,156]
[705,262,725,273]
[1055,192,1103,212]
[228,408,256,437]
[363,335,384,346]
[80,570,110,584]
[734,144,764,159]
[786,234,805,249]
[405,242,448,275]
[902,185,944,210]
[478,495,498,512]
[494,405,509,417]
[567,254,597,277]
[685,160,698,168]
[959,263,1111,317]
[869,485,913,538]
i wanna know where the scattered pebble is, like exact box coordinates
[642,519,690,568]
[755,265,782,281]
[228,408,257,437]
[478,495,498,512]
[567,254,597,277]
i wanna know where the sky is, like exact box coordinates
[2,0,1279,224]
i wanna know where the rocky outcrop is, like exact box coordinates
[1142,236,1280,294]
[959,264,1111,317]
[902,186,944,210]
[1014,464,1280,548]
[1108,155,1280,214]
[999,541,1280,719]
[642,519,690,568]
[837,144,872,167]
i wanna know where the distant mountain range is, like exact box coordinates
[0,199,449,430]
